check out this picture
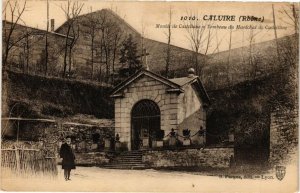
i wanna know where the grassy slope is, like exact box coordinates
[2,71,114,119]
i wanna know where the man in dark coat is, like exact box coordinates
[60,136,76,181]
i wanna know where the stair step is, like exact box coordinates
[115,157,143,160]
[111,163,143,165]
[121,152,143,155]
[111,162,143,164]
[120,153,142,155]
[113,162,143,164]
[107,163,145,166]
[104,151,146,169]
[113,160,142,162]
[104,164,146,168]
[114,158,143,161]
[104,166,146,168]
[113,158,143,161]
[115,156,142,159]
[120,154,142,157]
[103,166,146,170]
[116,156,142,159]
[112,156,141,159]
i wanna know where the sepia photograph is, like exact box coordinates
[1,1,299,192]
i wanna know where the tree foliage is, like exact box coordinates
[119,34,141,76]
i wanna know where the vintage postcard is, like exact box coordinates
[1,0,299,192]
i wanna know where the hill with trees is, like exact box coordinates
[3,6,297,91]
[55,9,205,83]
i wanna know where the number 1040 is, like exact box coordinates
[180,16,197,20]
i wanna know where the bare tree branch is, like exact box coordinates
[2,0,27,68]
[60,0,84,78]
[165,6,172,78]
[184,10,215,77]
[279,3,299,34]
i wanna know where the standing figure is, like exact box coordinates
[60,136,76,181]
[169,128,177,146]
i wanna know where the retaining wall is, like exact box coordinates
[142,147,234,168]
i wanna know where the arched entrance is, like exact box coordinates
[131,99,161,150]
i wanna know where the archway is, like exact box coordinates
[131,99,161,150]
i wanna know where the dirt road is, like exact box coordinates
[1,165,297,192]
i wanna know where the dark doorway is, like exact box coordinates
[131,100,161,150]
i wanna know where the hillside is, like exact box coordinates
[201,34,298,89]
[4,9,297,91]
[55,9,298,91]
[55,9,204,80]
[2,71,114,120]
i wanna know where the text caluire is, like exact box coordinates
[180,15,264,23]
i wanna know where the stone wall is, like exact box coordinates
[74,152,111,166]
[142,148,234,168]
[15,121,115,157]
[114,75,181,150]
[269,107,298,165]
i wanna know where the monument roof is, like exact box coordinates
[110,69,183,96]
[110,69,210,105]
[169,77,197,87]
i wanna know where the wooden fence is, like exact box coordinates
[1,147,58,177]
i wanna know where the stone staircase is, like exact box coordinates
[104,150,147,169]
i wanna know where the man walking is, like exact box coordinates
[60,136,76,181]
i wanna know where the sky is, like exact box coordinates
[2,0,297,53]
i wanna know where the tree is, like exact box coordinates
[95,9,123,83]
[68,23,80,76]
[2,0,27,68]
[119,34,141,76]
[272,4,282,65]
[184,10,214,78]
[103,20,122,82]
[82,8,98,79]
[107,8,124,83]
[279,3,299,34]
[277,3,299,69]
[140,22,146,66]
[60,0,84,78]
[111,22,123,83]
[164,7,172,78]
[226,29,233,85]
[44,0,49,76]
[247,28,262,79]
[18,27,31,73]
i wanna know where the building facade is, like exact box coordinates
[110,68,210,150]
